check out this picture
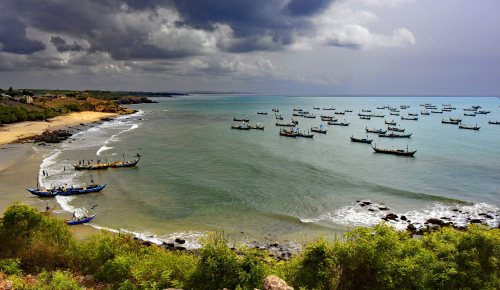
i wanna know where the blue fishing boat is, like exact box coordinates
[27,184,106,197]
[66,214,96,225]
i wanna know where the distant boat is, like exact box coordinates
[279,128,298,137]
[372,145,416,157]
[400,105,410,109]
[350,135,373,144]
[377,106,386,109]
[390,112,400,116]
[311,126,327,134]
[366,127,387,134]
[450,117,462,122]
[472,105,481,109]
[476,110,491,114]
[401,116,418,120]
[323,107,335,110]
[360,116,371,120]
[292,112,304,117]
[313,107,320,110]
[291,119,299,125]
[344,109,353,112]
[272,108,279,112]
[234,117,250,122]
[371,113,385,118]
[459,124,480,130]
[231,124,250,130]
[293,108,303,111]
[257,112,268,115]
[362,109,372,112]
[464,113,476,116]
[379,132,412,138]
[335,111,345,115]
[321,116,334,121]
[421,111,430,115]
[463,108,477,111]
[297,131,314,138]
[387,126,405,132]
[329,120,349,126]
[488,120,500,125]
[408,113,419,116]
[442,119,460,125]
[275,122,295,127]
[27,184,106,197]
[385,120,397,125]
[431,110,443,114]
[275,114,283,120]
[303,114,317,119]
[66,214,96,225]
[247,124,265,130]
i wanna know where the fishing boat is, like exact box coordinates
[247,124,265,130]
[387,126,405,132]
[459,124,480,130]
[335,111,345,115]
[272,108,279,112]
[329,120,349,126]
[323,107,335,110]
[385,120,397,125]
[109,157,141,168]
[297,131,314,138]
[401,116,418,120]
[279,128,298,137]
[476,110,491,114]
[472,105,481,109]
[377,106,386,109]
[366,127,387,134]
[372,145,416,157]
[291,119,299,125]
[313,107,320,110]
[66,214,96,225]
[27,184,106,197]
[321,116,334,121]
[360,116,371,120]
[231,124,250,130]
[275,114,283,120]
[431,110,443,114]
[379,132,412,138]
[234,117,250,122]
[362,109,372,112]
[450,117,462,122]
[442,119,460,124]
[442,108,452,112]
[371,113,385,118]
[488,120,500,124]
[408,113,419,116]
[390,112,400,116]
[344,109,353,112]
[72,163,110,170]
[421,111,430,115]
[275,122,295,127]
[464,113,476,116]
[400,105,410,109]
[257,112,268,115]
[292,112,304,117]
[293,108,303,111]
[350,136,373,144]
[303,114,317,119]
[358,113,371,117]
[463,108,477,111]
[311,126,327,134]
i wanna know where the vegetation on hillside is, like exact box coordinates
[0,203,498,289]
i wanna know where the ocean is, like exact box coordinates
[32,95,500,248]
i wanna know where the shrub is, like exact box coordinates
[35,270,81,290]
[0,258,22,275]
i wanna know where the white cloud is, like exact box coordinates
[353,0,415,7]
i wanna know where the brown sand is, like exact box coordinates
[0,111,118,145]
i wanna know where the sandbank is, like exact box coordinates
[0,111,119,145]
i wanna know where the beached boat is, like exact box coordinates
[372,145,416,157]
[401,116,418,120]
[27,184,106,197]
[350,136,373,144]
[385,120,397,125]
[311,126,327,134]
[257,112,268,115]
[66,214,96,225]
[379,132,412,138]
[366,128,387,134]
[387,126,405,132]
[459,124,480,130]
[442,119,460,124]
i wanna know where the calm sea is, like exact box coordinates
[33,95,500,248]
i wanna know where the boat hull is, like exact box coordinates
[66,214,96,225]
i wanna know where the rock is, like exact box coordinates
[270,243,279,247]
[360,204,366,207]
[378,206,390,211]
[175,238,186,244]
[175,246,186,251]
[362,201,372,206]
[165,242,175,248]
[263,275,293,290]
[368,208,376,212]
[407,224,417,232]
[385,213,398,221]
[426,218,445,226]
[400,215,407,221]
[470,219,482,224]
[452,208,459,212]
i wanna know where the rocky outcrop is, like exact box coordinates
[115,96,157,105]
[263,275,293,290]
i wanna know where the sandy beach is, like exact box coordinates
[0,111,119,145]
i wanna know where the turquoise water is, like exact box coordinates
[35,96,500,247]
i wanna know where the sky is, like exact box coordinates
[0,0,499,95]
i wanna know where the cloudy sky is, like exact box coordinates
[0,0,499,95]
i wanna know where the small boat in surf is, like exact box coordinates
[73,155,140,170]
[66,214,96,225]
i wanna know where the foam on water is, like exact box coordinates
[301,201,500,231]
[96,145,114,156]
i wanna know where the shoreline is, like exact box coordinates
[0,111,120,145]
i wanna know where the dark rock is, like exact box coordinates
[441,217,450,220]
[426,218,445,226]
[407,224,417,232]
[368,208,376,212]
[400,215,407,221]
[175,246,186,251]
[360,204,366,207]
[378,206,390,211]
[175,238,186,244]
[362,201,372,205]
[165,243,175,248]
[270,243,279,247]
[470,219,482,224]
[385,213,398,221]
[452,208,459,212]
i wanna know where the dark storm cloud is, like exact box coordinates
[0,13,45,54]
[0,0,336,61]
[50,36,83,52]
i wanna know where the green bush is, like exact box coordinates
[35,270,81,290]
[0,258,23,275]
